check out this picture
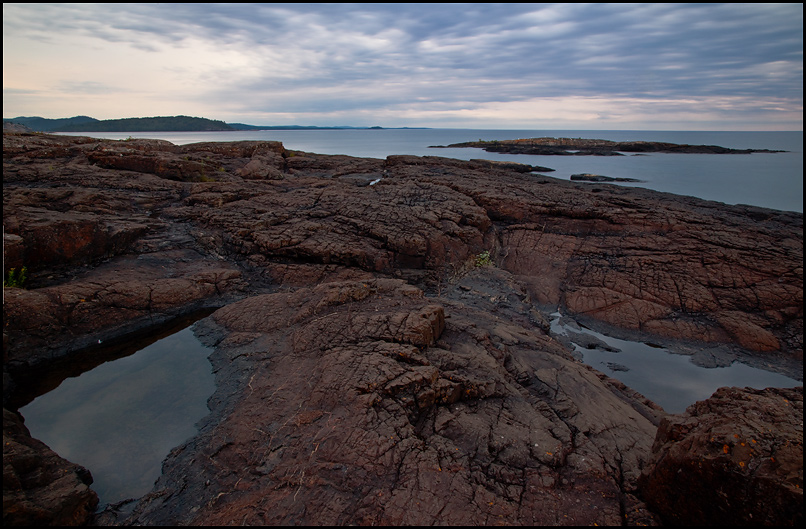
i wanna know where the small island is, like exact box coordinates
[431,137,786,156]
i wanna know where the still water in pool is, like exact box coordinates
[19,325,215,507]
[550,312,802,413]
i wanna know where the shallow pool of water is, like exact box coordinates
[550,312,802,414]
[19,324,215,507]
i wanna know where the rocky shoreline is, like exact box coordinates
[432,137,788,156]
[3,132,802,525]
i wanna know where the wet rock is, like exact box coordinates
[563,329,621,352]
[639,386,803,526]
[605,362,630,372]
[3,408,99,526]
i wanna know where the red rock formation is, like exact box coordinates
[2,132,801,525]
[121,274,661,525]
[386,155,803,358]
[639,386,803,526]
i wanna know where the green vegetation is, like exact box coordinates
[445,249,496,286]
[4,267,27,288]
[474,250,493,267]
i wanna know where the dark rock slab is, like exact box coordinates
[570,173,642,183]
[469,158,554,173]
[639,386,803,526]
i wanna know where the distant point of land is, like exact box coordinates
[3,115,429,133]
[3,115,232,132]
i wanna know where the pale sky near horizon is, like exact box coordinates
[3,3,803,130]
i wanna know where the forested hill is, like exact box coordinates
[53,116,234,132]
[4,115,234,132]
[3,115,98,132]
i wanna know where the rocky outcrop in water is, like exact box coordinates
[2,132,802,525]
[570,173,642,183]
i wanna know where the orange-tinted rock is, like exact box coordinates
[639,386,803,526]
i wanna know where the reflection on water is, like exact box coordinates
[550,312,802,414]
[19,324,215,507]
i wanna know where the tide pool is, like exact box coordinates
[19,324,215,507]
[550,312,802,414]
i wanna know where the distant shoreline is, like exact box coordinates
[2,115,429,133]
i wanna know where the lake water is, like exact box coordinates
[61,129,803,213]
[18,324,215,508]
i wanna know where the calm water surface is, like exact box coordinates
[61,129,803,212]
[19,325,215,507]
[550,312,802,414]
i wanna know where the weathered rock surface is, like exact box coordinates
[3,408,98,526]
[119,273,662,526]
[5,134,800,363]
[2,244,243,368]
[383,155,802,360]
[2,132,802,525]
[639,386,803,526]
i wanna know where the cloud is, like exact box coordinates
[3,3,802,129]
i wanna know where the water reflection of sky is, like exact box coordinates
[550,313,802,414]
[19,326,215,507]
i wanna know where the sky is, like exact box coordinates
[3,3,803,130]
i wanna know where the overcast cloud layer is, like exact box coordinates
[3,3,803,129]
